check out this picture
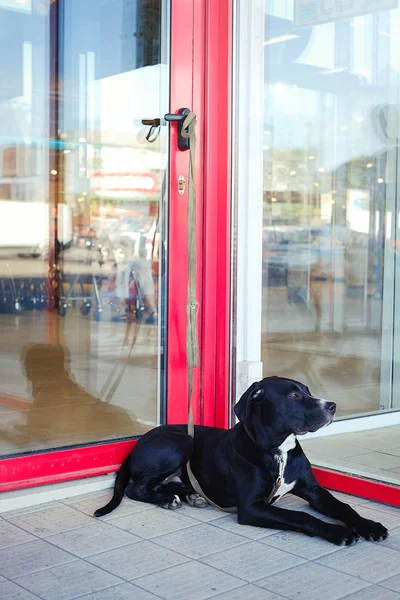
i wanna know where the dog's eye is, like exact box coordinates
[289,392,301,400]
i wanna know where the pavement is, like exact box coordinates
[0,488,400,600]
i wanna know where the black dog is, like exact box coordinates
[95,376,388,545]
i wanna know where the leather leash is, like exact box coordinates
[182,112,237,513]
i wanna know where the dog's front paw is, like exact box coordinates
[160,494,182,510]
[186,493,208,508]
[356,518,388,542]
[325,524,360,546]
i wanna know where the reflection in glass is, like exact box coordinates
[262,2,400,418]
[0,0,168,456]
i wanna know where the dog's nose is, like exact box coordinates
[326,402,336,414]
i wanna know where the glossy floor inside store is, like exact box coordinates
[302,426,400,486]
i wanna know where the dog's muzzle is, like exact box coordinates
[296,399,337,435]
[318,399,337,428]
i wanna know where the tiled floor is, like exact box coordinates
[0,489,399,600]
[302,426,400,486]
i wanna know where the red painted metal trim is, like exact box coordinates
[192,0,206,426]
[167,0,208,427]
[202,0,233,429]
[2,442,399,509]
[166,0,200,426]
[0,440,137,493]
[313,466,400,507]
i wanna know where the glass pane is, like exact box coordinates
[262,2,400,419]
[0,0,169,455]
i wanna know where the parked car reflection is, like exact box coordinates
[263,223,370,292]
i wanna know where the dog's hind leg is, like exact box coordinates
[96,426,195,515]
[125,474,184,509]
[125,471,208,510]
[158,480,208,508]
[124,428,195,509]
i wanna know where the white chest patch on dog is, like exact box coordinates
[268,434,297,504]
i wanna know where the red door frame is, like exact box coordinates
[167,0,233,430]
[202,0,233,430]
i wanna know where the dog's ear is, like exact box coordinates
[234,382,263,421]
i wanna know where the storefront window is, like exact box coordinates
[261,0,400,418]
[0,0,169,455]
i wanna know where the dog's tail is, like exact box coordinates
[94,454,131,517]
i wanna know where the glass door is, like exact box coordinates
[0,0,199,488]
[233,0,400,487]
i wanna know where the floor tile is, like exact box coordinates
[255,562,370,600]
[200,540,305,582]
[301,439,370,458]
[381,526,400,552]
[2,501,64,519]
[61,490,113,506]
[176,504,227,522]
[313,457,385,478]
[273,492,362,520]
[211,584,287,600]
[0,579,43,600]
[387,466,400,474]
[348,506,400,530]
[76,582,163,600]
[86,540,189,580]
[306,451,342,466]
[332,436,399,452]
[366,431,400,444]
[328,491,365,505]
[343,586,400,599]
[14,561,123,600]
[260,529,343,560]
[0,520,36,549]
[342,452,400,470]
[8,505,94,537]
[316,543,400,583]
[0,539,76,579]
[358,502,400,517]
[380,446,400,458]
[110,506,200,539]
[210,515,279,540]
[66,494,156,521]
[153,522,249,559]
[46,522,142,558]
[134,560,243,600]
[270,494,306,508]
[381,573,400,594]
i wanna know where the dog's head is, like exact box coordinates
[234,376,336,443]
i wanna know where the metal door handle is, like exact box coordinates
[164,108,191,151]
[141,108,191,151]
